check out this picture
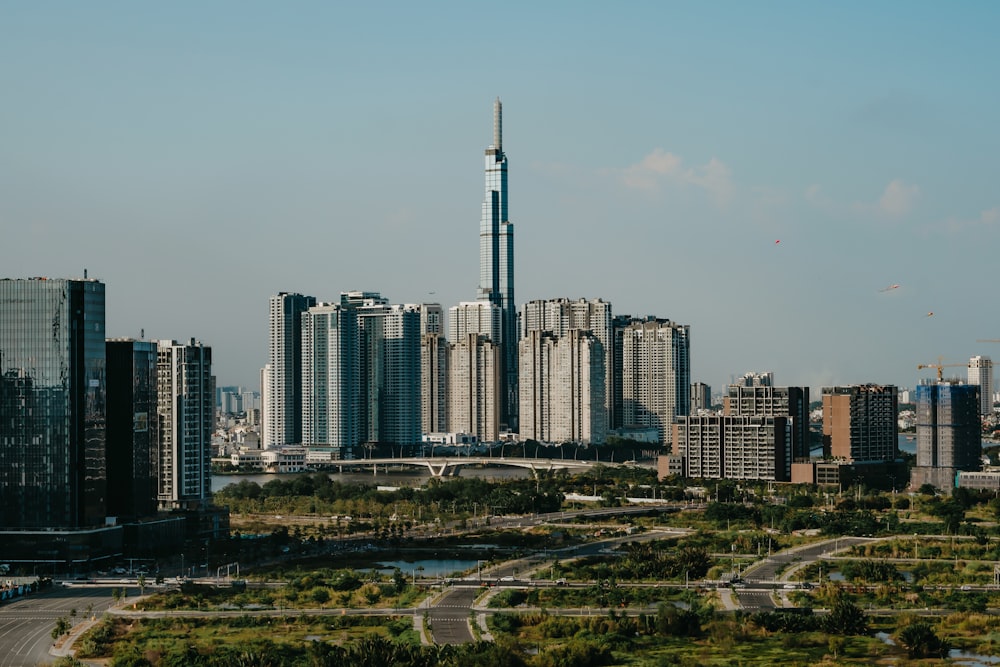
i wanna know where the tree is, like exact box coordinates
[137,573,147,595]
[51,616,71,641]
[824,593,869,635]
[895,620,949,659]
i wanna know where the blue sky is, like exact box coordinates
[3,2,999,396]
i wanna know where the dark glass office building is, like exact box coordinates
[106,339,158,520]
[0,278,107,529]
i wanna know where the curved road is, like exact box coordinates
[733,537,873,611]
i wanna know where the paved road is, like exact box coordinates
[733,537,873,611]
[426,587,478,644]
[0,586,117,667]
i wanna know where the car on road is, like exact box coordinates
[961,585,972,591]
[783,583,798,590]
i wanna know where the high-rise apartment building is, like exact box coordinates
[0,278,107,529]
[724,373,810,460]
[448,333,500,442]
[690,382,712,413]
[266,292,316,448]
[522,298,613,431]
[157,339,214,511]
[475,98,517,430]
[519,330,606,444]
[911,380,982,491]
[821,384,898,462]
[106,339,159,520]
[449,301,501,343]
[619,318,690,445]
[969,356,994,416]
[346,294,422,453]
[419,304,447,435]
[301,304,359,454]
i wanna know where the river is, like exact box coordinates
[211,464,531,494]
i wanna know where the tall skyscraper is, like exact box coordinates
[619,318,691,445]
[0,278,107,529]
[106,338,159,520]
[821,384,897,462]
[419,304,447,435]
[475,98,517,430]
[911,380,982,491]
[301,304,360,454]
[969,356,994,416]
[344,293,422,453]
[449,301,501,343]
[519,329,606,444]
[266,292,316,448]
[157,339,214,511]
[522,298,613,432]
[421,332,448,435]
[448,333,500,442]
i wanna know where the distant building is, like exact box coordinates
[157,339,214,511]
[821,384,898,462]
[618,317,690,445]
[519,329,606,444]
[724,375,810,460]
[347,293,422,453]
[522,298,613,430]
[910,380,982,491]
[673,414,791,481]
[969,356,994,416]
[266,292,316,447]
[690,382,712,413]
[0,278,108,529]
[106,338,159,520]
[448,333,500,443]
[475,99,517,430]
[421,333,448,435]
[300,303,360,456]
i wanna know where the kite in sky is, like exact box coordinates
[774,239,781,245]
[879,283,900,292]
[925,312,934,317]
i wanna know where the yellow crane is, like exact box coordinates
[917,356,968,382]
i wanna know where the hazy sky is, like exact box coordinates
[3,2,999,396]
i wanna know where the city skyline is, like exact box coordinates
[3,3,999,396]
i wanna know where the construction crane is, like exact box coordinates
[917,356,968,382]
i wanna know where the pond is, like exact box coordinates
[367,558,481,578]
[876,632,1000,666]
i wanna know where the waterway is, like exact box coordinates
[212,465,531,494]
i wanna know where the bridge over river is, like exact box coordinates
[333,456,638,477]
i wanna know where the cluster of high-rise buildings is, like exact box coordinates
[260,101,692,460]
[0,276,225,568]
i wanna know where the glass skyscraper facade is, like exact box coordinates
[0,278,107,529]
[476,98,517,430]
[106,339,159,520]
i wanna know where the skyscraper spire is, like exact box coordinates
[493,97,502,151]
[477,98,516,430]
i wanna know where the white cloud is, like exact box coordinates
[621,148,734,205]
[878,179,920,217]
[942,206,1000,233]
